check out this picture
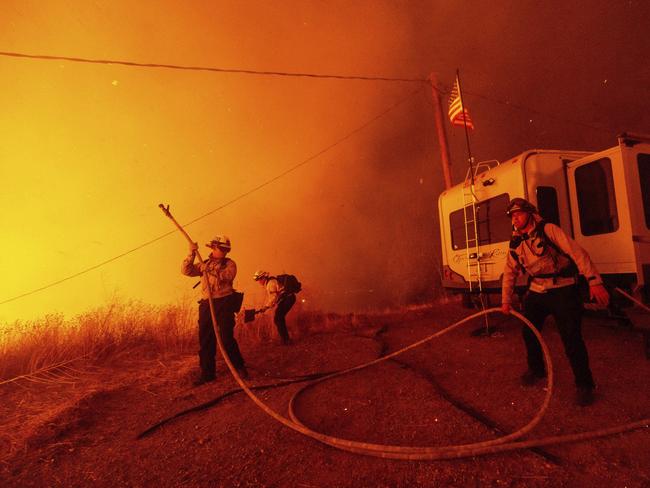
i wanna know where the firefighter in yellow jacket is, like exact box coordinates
[501,198,609,406]
[182,235,247,384]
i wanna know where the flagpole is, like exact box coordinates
[455,69,475,186]
[455,70,491,334]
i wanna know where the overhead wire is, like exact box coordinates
[0,50,624,132]
[0,86,426,306]
[462,89,614,134]
[0,50,429,84]
[423,95,613,136]
[0,49,628,305]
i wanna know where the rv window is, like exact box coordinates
[638,153,650,229]
[449,193,511,250]
[574,157,619,236]
[536,186,560,225]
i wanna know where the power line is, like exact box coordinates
[0,50,624,306]
[1,50,614,132]
[0,87,425,307]
[0,50,429,84]
[0,231,177,307]
[463,89,613,134]
[423,92,613,136]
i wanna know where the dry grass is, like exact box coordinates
[1,295,457,384]
[0,297,362,383]
[0,298,196,383]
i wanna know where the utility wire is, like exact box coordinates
[1,50,616,132]
[0,49,624,305]
[0,50,429,84]
[463,89,613,134]
[0,231,178,307]
[424,95,612,136]
[184,87,424,226]
[0,87,425,306]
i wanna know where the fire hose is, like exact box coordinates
[159,204,649,460]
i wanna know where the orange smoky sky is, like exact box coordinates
[1,1,649,324]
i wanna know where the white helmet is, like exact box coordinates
[206,235,231,251]
[253,270,270,281]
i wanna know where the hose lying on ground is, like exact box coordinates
[156,208,648,459]
[137,370,336,439]
[182,307,650,460]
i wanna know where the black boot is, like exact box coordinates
[235,366,249,379]
[193,374,216,386]
[576,386,595,407]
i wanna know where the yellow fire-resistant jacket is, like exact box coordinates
[181,254,236,299]
[501,217,603,305]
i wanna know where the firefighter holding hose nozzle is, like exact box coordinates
[182,235,248,385]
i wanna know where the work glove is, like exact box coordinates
[589,284,610,307]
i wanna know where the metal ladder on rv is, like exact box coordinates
[462,160,501,335]
[462,177,482,294]
[461,159,500,294]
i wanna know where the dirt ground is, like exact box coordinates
[1,302,649,487]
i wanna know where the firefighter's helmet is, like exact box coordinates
[253,270,270,281]
[506,198,538,216]
[206,235,231,251]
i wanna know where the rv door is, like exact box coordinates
[565,149,637,278]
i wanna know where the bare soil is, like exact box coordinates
[1,303,649,487]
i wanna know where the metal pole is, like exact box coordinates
[429,73,453,189]
[455,69,475,186]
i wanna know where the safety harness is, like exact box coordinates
[509,221,578,283]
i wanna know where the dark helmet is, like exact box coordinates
[506,198,538,216]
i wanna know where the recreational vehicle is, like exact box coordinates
[438,133,650,303]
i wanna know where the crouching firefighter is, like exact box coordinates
[501,198,610,407]
[253,270,301,345]
[182,235,247,385]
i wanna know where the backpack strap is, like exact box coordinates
[531,221,578,280]
[509,221,577,281]
[270,276,292,300]
[537,222,559,254]
[509,234,527,274]
[509,249,526,273]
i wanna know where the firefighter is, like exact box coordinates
[182,235,247,385]
[253,270,296,345]
[501,198,609,406]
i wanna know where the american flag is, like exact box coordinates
[448,75,474,129]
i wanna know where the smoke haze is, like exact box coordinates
[1,1,649,322]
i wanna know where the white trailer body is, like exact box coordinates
[438,134,650,299]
